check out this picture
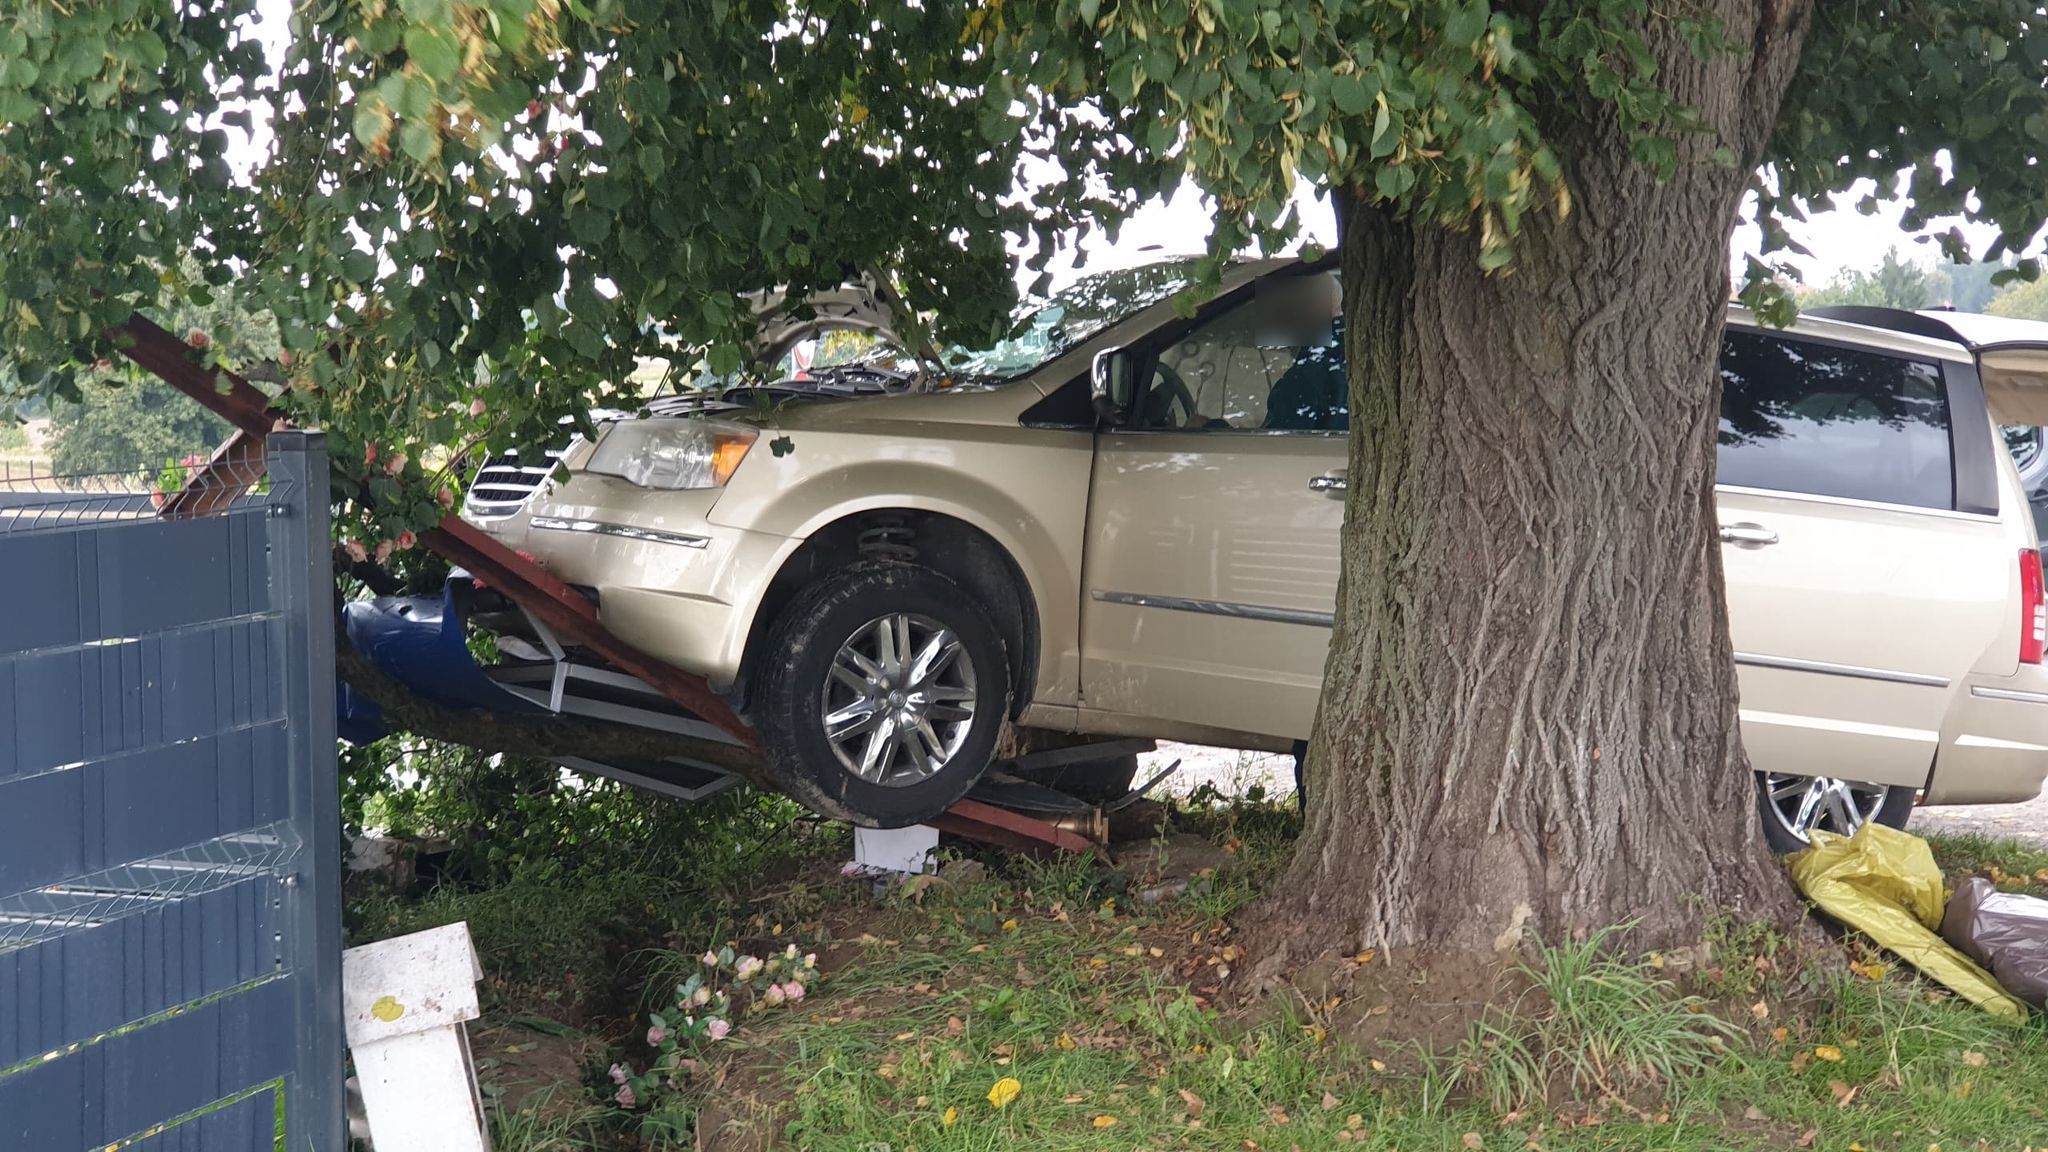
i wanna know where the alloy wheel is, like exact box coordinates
[820,612,978,787]
[1761,772,1890,844]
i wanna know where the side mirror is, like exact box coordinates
[1090,347,1135,423]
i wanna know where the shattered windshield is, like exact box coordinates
[945,258,1203,379]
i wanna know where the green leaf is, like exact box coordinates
[399,120,439,164]
[404,25,461,84]
[341,250,377,283]
[1331,73,1369,117]
[1443,0,1489,45]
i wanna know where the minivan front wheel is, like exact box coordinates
[756,563,1011,828]
[1753,771,1914,855]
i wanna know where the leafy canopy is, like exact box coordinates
[1,0,2046,536]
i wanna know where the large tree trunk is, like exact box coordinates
[1271,3,1816,960]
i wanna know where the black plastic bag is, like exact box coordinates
[1939,878,2048,1010]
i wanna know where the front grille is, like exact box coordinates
[463,447,568,520]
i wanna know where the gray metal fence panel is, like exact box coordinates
[0,432,341,1152]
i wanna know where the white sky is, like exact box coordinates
[1043,175,2015,295]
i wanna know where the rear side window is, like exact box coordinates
[1718,330,1953,511]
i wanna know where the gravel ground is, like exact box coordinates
[1140,742,1294,800]
[1142,741,2048,848]
[1912,788,2048,847]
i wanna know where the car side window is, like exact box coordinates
[1132,271,1348,433]
[1717,330,1953,511]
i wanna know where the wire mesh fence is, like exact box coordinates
[0,443,288,536]
[0,821,304,953]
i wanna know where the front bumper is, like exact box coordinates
[1925,666,2048,805]
[466,474,792,691]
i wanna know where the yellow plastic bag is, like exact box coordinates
[1787,822,2028,1022]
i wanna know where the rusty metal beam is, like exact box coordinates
[931,797,1094,854]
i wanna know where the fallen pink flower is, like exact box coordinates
[762,984,785,1006]
[702,950,718,966]
[646,1025,666,1046]
[614,1083,636,1109]
[706,1018,731,1041]
[608,1063,629,1086]
[782,981,806,1002]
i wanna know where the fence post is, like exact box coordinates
[268,431,344,1152]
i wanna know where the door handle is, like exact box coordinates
[1308,473,1347,494]
[1719,522,1779,548]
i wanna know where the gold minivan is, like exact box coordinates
[467,259,2048,848]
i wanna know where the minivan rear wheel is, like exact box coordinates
[1753,771,1914,855]
[755,562,1011,828]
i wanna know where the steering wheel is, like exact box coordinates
[1141,361,1199,429]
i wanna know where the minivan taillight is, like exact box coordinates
[2022,549,2046,665]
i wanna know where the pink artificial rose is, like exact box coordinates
[374,540,395,564]
[701,951,719,967]
[343,539,368,563]
[614,1083,636,1109]
[646,1025,666,1046]
[782,981,805,1002]
[384,452,407,477]
[363,442,378,466]
[762,984,785,1006]
[436,488,455,509]
[706,1018,731,1041]
[468,397,487,417]
[185,328,210,350]
[608,1063,629,1086]
[396,530,417,551]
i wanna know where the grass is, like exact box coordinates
[488,1088,608,1152]
[1925,831,2048,896]
[345,770,2048,1151]
[1453,925,1742,1112]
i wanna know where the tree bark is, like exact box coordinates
[1270,3,1816,960]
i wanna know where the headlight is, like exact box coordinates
[584,418,757,490]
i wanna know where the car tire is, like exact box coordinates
[1753,771,1915,856]
[754,562,1011,828]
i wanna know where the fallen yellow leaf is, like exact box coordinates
[1002,918,1018,931]
[1962,1050,1988,1067]
[1092,1114,1118,1129]
[1054,1032,1075,1051]
[1751,1001,1769,1021]
[1462,1133,1485,1150]
[941,1106,958,1128]
[1814,1046,1843,1062]
[987,1077,1021,1109]
[1368,1059,1387,1073]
